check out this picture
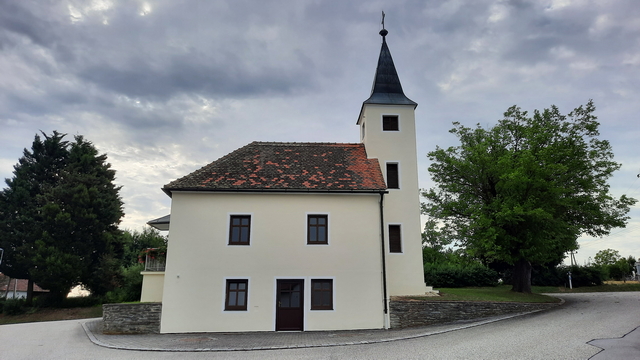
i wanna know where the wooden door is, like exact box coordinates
[276,279,304,331]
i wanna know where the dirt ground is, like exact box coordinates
[0,306,102,325]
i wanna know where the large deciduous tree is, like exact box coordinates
[0,132,125,302]
[422,101,636,293]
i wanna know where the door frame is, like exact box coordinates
[275,278,305,331]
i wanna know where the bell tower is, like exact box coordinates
[357,24,428,296]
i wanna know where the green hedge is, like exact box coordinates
[522,264,605,287]
[2,298,27,315]
[424,263,500,287]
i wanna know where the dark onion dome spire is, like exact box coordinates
[363,26,417,108]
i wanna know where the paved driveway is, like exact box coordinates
[1,292,638,359]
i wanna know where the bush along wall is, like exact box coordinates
[424,263,499,287]
[499,264,605,287]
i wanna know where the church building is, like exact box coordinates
[143,25,431,333]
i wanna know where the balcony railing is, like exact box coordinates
[144,253,166,272]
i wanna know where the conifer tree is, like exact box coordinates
[0,132,125,302]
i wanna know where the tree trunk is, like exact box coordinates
[511,259,532,293]
[26,279,34,306]
[4,277,11,299]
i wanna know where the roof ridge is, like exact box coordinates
[251,141,362,146]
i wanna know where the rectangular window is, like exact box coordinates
[386,163,399,189]
[389,225,402,253]
[225,279,248,311]
[382,115,399,131]
[229,215,251,245]
[311,279,333,310]
[307,215,328,244]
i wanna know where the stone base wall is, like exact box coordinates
[101,300,557,333]
[389,298,559,328]
[102,303,162,334]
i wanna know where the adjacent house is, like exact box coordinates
[144,26,431,333]
[0,273,49,299]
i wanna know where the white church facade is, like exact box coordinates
[143,26,431,333]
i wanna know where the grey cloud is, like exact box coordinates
[0,0,60,48]
[2,1,325,103]
[78,51,314,100]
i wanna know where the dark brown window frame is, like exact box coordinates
[229,215,251,245]
[389,224,402,253]
[386,163,399,189]
[307,214,328,245]
[225,279,248,311]
[382,115,399,131]
[310,279,333,310]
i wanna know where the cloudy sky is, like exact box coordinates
[1,0,638,264]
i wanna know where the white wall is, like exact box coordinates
[359,104,428,296]
[140,272,164,302]
[3,291,27,299]
[160,192,385,333]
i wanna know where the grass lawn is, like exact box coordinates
[415,285,561,303]
[533,281,640,293]
[414,282,640,303]
[0,305,102,325]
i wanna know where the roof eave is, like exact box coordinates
[163,187,388,195]
[357,101,418,125]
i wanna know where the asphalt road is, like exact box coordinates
[1,292,639,359]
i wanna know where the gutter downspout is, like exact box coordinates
[379,192,389,329]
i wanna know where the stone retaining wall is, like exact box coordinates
[389,297,559,328]
[101,300,558,333]
[102,303,162,334]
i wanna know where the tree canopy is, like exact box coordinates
[593,249,636,281]
[0,131,125,302]
[422,100,636,292]
[593,248,622,267]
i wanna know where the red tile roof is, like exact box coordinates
[164,142,387,194]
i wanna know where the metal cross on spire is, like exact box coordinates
[380,11,388,37]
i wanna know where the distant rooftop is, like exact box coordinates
[147,214,170,231]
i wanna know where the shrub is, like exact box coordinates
[120,263,144,301]
[424,263,499,287]
[563,265,605,287]
[531,265,565,286]
[104,263,145,303]
[34,293,66,308]
[2,298,27,315]
[59,295,102,308]
[499,264,605,287]
[607,258,633,281]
